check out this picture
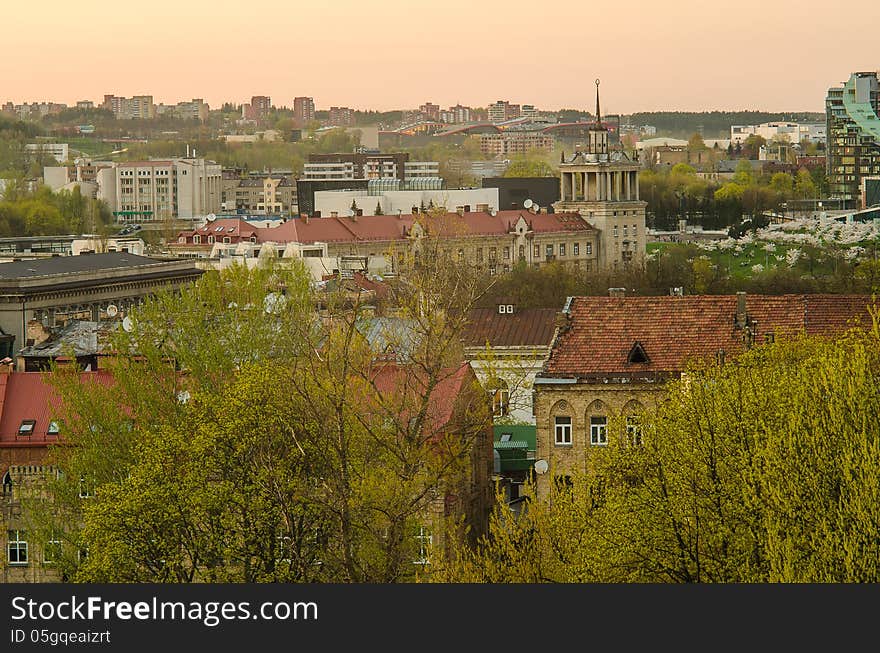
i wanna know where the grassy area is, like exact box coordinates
[648,241,841,280]
[66,138,118,158]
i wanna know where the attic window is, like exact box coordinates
[215,226,223,232]
[47,421,60,436]
[627,342,649,364]
[18,420,36,436]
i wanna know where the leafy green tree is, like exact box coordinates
[436,316,880,582]
[503,156,555,178]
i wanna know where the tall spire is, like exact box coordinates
[595,78,601,128]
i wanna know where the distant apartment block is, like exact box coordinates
[827,72,880,209]
[730,121,826,145]
[175,99,209,121]
[76,100,94,110]
[242,96,271,122]
[221,174,297,215]
[520,104,539,119]
[25,143,68,163]
[488,100,521,124]
[102,95,155,120]
[328,107,354,127]
[480,133,554,157]
[419,102,440,121]
[439,104,472,124]
[108,158,222,222]
[293,96,315,125]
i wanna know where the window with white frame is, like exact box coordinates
[626,415,642,446]
[573,242,580,256]
[554,416,572,445]
[7,529,28,565]
[79,476,93,499]
[44,532,62,564]
[590,416,608,446]
[414,526,432,565]
[491,382,510,417]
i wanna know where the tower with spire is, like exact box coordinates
[553,79,646,272]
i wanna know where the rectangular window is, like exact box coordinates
[503,246,510,260]
[414,526,432,565]
[546,244,554,258]
[492,388,510,417]
[573,242,580,256]
[44,534,62,564]
[623,226,628,237]
[476,247,483,263]
[626,416,642,446]
[489,247,497,261]
[534,244,540,257]
[586,243,593,255]
[18,420,35,436]
[613,225,619,237]
[590,416,608,446]
[554,416,572,445]
[559,243,566,257]
[7,530,28,565]
[79,476,93,499]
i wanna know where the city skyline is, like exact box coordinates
[2,0,877,113]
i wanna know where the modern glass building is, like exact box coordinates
[826,72,880,209]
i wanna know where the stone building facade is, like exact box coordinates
[532,293,875,498]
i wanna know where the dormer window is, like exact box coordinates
[207,236,215,244]
[18,420,36,436]
[627,341,649,364]
[193,235,201,244]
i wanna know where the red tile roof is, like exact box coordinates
[0,371,114,451]
[249,210,592,245]
[543,294,876,378]
[176,218,259,241]
[463,307,559,348]
[371,362,474,434]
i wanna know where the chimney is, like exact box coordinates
[314,210,322,218]
[0,357,13,374]
[608,287,626,298]
[330,211,338,218]
[463,204,471,212]
[735,291,747,329]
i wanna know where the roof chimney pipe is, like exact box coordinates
[735,291,747,329]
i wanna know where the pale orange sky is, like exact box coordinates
[2,0,878,113]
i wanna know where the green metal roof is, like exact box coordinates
[494,424,536,450]
[843,74,880,142]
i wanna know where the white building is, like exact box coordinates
[109,158,222,222]
[313,188,499,218]
[730,122,826,145]
[26,143,68,163]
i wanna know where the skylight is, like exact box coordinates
[18,420,36,435]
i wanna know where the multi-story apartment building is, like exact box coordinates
[730,122,826,145]
[221,174,297,214]
[488,100,521,124]
[110,158,222,222]
[175,98,209,121]
[552,83,646,271]
[419,102,440,121]
[479,133,555,157]
[102,95,155,120]
[826,72,880,209]
[293,97,315,125]
[328,107,354,127]
[302,153,435,182]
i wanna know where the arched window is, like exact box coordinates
[587,399,607,446]
[624,400,645,446]
[490,379,510,418]
[2,470,11,496]
[551,400,573,446]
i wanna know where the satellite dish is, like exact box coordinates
[532,204,540,213]
[206,213,217,222]
[534,459,549,475]
[489,209,497,216]
[523,199,533,209]
[105,304,118,317]
[122,316,134,332]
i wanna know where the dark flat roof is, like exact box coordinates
[0,253,162,279]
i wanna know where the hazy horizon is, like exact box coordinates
[2,0,877,114]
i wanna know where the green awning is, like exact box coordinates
[494,440,528,450]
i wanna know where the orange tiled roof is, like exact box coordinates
[543,294,875,379]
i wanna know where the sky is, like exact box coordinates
[2,0,878,114]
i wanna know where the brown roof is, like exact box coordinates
[0,371,114,451]
[463,307,559,348]
[543,294,875,379]
[255,210,593,245]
